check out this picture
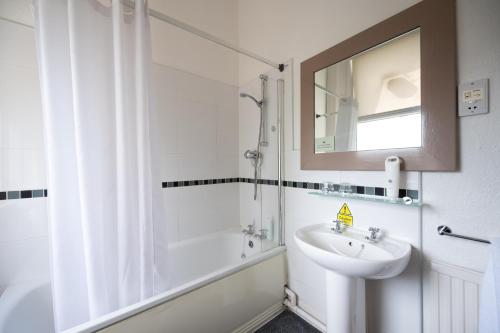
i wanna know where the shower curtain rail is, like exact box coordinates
[2,2,284,71]
[123,0,284,71]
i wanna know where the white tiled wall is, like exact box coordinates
[151,63,241,243]
[0,17,49,288]
[0,199,49,286]
[0,20,45,191]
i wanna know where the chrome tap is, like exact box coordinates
[254,228,268,240]
[332,220,344,234]
[365,227,381,242]
[242,224,255,235]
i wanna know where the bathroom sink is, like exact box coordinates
[294,223,411,279]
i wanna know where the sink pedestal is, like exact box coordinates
[326,271,366,333]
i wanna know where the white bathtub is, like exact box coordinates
[0,279,54,333]
[0,228,286,333]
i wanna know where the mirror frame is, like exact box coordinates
[301,0,457,171]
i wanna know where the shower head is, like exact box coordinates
[239,92,263,108]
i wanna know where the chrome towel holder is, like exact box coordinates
[437,225,491,244]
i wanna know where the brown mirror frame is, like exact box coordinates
[301,0,457,171]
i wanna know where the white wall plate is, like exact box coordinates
[458,78,489,117]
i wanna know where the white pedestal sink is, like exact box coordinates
[294,224,411,333]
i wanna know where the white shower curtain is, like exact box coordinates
[33,0,168,331]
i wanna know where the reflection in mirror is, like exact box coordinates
[314,28,421,153]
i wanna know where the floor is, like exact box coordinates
[256,310,321,333]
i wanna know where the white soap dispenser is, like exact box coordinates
[385,156,401,201]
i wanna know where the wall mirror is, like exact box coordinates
[314,29,421,153]
[302,0,457,170]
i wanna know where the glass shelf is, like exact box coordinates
[308,191,422,207]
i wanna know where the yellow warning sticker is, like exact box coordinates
[337,203,353,227]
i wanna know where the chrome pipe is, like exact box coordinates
[239,93,262,107]
[122,0,282,70]
[277,78,285,246]
[259,75,268,147]
[19,1,284,70]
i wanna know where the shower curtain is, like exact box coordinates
[33,0,168,331]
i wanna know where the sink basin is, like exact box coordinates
[294,223,412,333]
[294,223,411,279]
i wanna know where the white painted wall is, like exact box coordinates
[237,0,418,89]
[238,0,500,331]
[421,0,500,271]
[149,0,239,86]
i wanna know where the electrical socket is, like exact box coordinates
[458,78,489,117]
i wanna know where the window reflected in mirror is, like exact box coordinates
[314,28,421,153]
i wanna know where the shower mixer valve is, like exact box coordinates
[244,149,261,160]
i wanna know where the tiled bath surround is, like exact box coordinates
[0,20,45,193]
[0,12,243,287]
[1,0,245,310]
[0,15,49,289]
[151,63,241,243]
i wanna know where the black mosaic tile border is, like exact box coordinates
[2,179,419,201]
[162,177,419,200]
[240,177,280,186]
[162,178,241,188]
[2,180,418,201]
[0,189,48,201]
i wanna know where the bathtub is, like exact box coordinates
[0,228,286,333]
[0,279,54,333]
